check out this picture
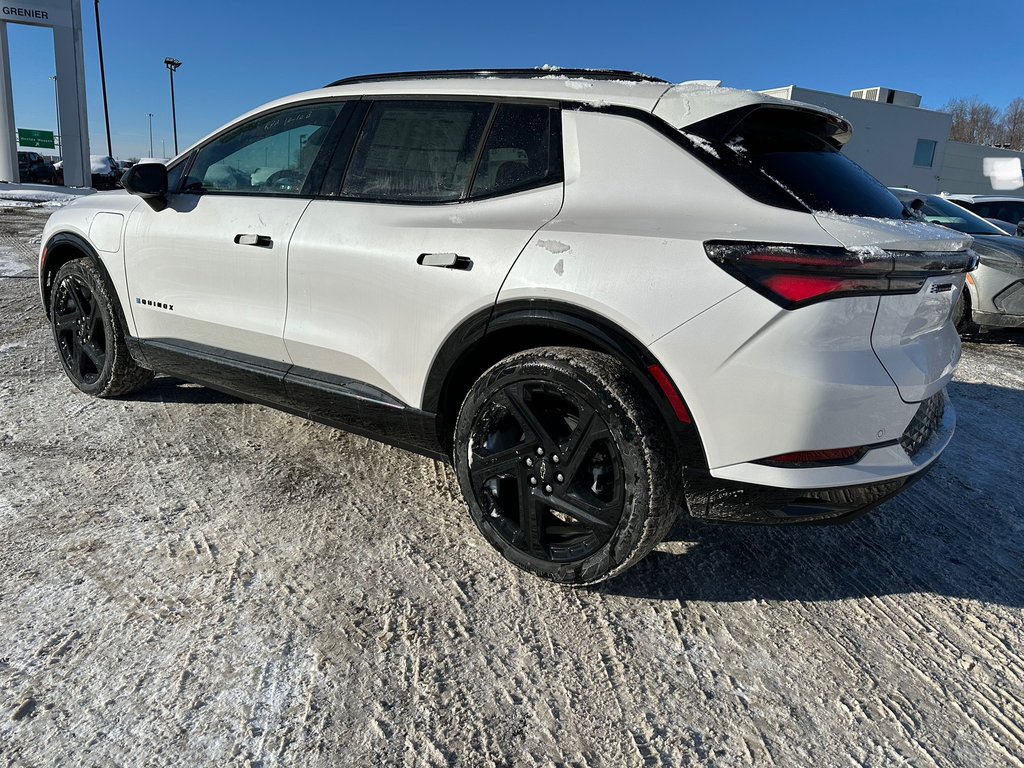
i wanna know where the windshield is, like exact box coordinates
[895,193,1006,235]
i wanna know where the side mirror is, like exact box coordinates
[1017,220,1024,238]
[122,163,168,199]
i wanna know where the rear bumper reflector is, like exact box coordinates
[648,364,693,424]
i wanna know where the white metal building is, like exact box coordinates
[760,85,1024,197]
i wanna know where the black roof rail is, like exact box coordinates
[325,68,668,88]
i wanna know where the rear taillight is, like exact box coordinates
[705,241,977,309]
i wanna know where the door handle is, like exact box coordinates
[234,233,273,247]
[417,252,473,270]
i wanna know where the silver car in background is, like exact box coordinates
[894,189,1024,331]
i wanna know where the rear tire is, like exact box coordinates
[453,347,682,585]
[50,258,153,397]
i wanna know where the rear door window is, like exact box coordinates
[470,104,562,198]
[973,200,1024,223]
[341,100,492,202]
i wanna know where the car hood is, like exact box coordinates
[972,234,1024,267]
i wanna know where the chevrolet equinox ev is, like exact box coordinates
[39,69,975,584]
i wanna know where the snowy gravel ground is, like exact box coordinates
[1,205,1023,767]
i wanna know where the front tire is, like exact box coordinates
[952,288,976,334]
[453,347,682,585]
[50,258,153,397]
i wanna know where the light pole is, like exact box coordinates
[94,1,113,157]
[164,57,181,155]
[147,113,154,157]
[50,75,60,159]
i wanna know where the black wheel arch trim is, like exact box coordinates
[40,231,152,369]
[424,298,709,469]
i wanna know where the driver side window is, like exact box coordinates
[183,102,343,196]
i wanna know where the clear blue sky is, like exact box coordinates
[6,0,1023,159]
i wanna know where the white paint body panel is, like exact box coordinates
[40,191,139,329]
[813,212,969,403]
[286,186,562,405]
[123,193,310,362]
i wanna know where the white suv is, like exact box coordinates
[39,69,975,584]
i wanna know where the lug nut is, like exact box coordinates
[525,457,534,467]
[551,454,560,464]
[544,484,553,494]
[529,476,538,486]
[536,447,544,456]
[556,473,564,483]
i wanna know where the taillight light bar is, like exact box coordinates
[705,241,977,310]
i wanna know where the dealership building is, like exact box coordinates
[760,84,1024,196]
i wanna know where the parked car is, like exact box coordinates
[942,194,1024,237]
[38,69,975,583]
[90,155,121,190]
[17,150,57,184]
[893,189,1024,332]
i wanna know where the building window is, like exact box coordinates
[913,139,937,168]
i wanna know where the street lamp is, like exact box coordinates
[95,1,113,157]
[49,75,60,159]
[147,113,154,158]
[164,57,182,155]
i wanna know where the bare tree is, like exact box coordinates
[944,96,1001,146]
[1001,97,1024,151]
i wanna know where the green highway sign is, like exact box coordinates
[17,128,55,149]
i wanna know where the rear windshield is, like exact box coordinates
[756,150,906,219]
[687,107,906,219]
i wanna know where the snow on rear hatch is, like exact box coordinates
[815,213,972,403]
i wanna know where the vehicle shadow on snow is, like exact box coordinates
[960,328,1024,347]
[135,375,243,405]
[601,380,1024,608]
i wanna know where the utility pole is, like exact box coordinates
[50,75,61,159]
[94,1,113,157]
[147,112,154,157]
[164,58,181,155]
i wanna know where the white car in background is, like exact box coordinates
[942,194,1024,237]
[37,69,975,583]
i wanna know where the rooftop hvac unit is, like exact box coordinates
[850,87,922,108]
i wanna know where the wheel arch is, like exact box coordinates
[425,299,708,469]
[41,233,129,332]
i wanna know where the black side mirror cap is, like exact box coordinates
[122,163,168,199]
[1017,220,1024,237]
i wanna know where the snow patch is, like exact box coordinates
[536,240,571,254]
[0,183,94,209]
[685,133,720,159]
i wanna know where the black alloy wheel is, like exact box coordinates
[468,379,625,564]
[50,258,153,397]
[454,347,682,584]
[54,272,108,387]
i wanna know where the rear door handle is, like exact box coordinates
[417,252,473,270]
[234,233,273,247]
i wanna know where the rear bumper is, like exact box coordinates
[685,392,954,524]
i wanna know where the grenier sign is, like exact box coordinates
[2,6,51,19]
[1,0,86,184]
